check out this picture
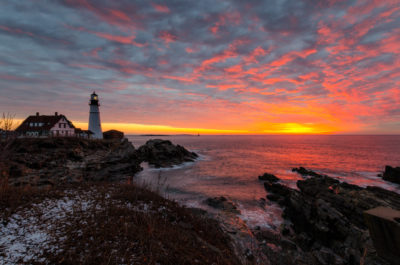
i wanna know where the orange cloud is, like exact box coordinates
[94,32,135,44]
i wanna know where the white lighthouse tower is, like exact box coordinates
[88,92,103,139]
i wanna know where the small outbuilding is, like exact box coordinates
[103,130,124,140]
[75,128,94,139]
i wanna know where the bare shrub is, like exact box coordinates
[0,112,17,131]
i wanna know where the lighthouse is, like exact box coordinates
[88,92,103,139]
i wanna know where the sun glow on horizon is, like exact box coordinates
[73,121,338,135]
[12,118,340,135]
[261,123,337,134]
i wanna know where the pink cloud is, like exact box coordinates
[157,30,178,45]
[151,3,170,13]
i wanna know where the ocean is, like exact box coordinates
[127,135,400,229]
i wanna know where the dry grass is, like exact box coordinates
[0,173,65,220]
[1,182,241,265]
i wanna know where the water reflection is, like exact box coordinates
[131,135,400,228]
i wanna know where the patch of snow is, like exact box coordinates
[0,191,94,264]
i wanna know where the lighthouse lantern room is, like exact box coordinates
[88,92,103,139]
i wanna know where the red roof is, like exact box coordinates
[15,114,75,133]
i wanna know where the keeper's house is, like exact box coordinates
[16,112,92,138]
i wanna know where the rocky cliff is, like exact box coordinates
[3,137,198,187]
[4,138,142,186]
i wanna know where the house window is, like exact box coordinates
[30,123,33,127]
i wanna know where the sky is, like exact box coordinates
[0,0,399,134]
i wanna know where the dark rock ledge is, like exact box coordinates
[258,172,279,182]
[379,165,400,184]
[257,168,400,265]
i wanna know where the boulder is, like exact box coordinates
[381,165,400,184]
[204,196,240,214]
[103,130,124,140]
[364,207,400,264]
[137,139,198,168]
[258,173,279,182]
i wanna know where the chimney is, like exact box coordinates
[36,112,39,116]
[55,112,58,116]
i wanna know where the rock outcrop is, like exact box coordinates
[4,138,142,186]
[380,165,400,184]
[261,168,400,265]
[3,137,200,186]
[258,172,279,182]
[292,167,328,178]
[205,196,241,214]
[137,139,198,168]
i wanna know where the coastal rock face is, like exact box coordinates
[4,138,142,186]
[85,138,142,181]
[137,139,198,168]
[262,168,400,265]
[3,138,200,186]
[381,165,400,184]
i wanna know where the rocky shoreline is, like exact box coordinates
[3,137,198,187]
[2,138,400,264]
[258,168,400,265]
